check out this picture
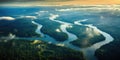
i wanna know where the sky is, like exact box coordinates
[0,0,120,6]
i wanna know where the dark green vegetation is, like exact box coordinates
[56,7,120,60]
[35,19,68,41]
[94,17,120,60]
[67,25,105,48]
[83,10,120,60]
[0,39,85,60]
[95,40,120,60]
[0,18,39,37]
[0,6,120,60]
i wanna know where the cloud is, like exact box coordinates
[49,14,59,20]
[20,16,37,20]
[0,16,15,20]
[35,11,48,16]
[56,29,61,32]
[0,0,72,2]
[56,43,65,47]
[56,6,120,12]
[1,0,120,5]
[0,33,16,42]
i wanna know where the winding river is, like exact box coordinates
[74,19,114,60]
[32,14,114,60]
[32,21,44,37]
[49,14,78,46]
[31,21,60,44]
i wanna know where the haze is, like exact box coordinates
[0,0,120,6]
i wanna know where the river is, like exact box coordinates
[74,19,114,60]
[32,14,114,60]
